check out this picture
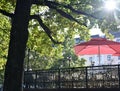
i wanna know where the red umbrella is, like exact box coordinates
[112,52,120,56]
[74,38,120,64]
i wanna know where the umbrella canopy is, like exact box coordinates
[74,38,120,64]
[112,52,120,56]
[78,45,116,55]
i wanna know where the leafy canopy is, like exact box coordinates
[0,0,120,70]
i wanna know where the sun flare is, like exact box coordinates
[104,0,117,11]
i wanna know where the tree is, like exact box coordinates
[0,0,119,91]
[50,36,86,69]
[3,1,31,91]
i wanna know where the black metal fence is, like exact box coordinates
[23,65,120,89]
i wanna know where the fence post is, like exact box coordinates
[34,70,37,88]
[85,67,88,88]
[118,65,120,88]
[58,68,61,88]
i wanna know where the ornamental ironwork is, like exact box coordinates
[23,65,120,88]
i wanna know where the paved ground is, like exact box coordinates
[24,88,120,91]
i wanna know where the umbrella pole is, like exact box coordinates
[98,45,100,65]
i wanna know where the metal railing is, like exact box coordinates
[23,65,120,89]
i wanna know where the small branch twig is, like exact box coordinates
[0,9,14,18]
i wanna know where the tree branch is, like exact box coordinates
[32,0,45,5]
[30,15,62,44]
[45,1,102,20]
[0,9,14,18]
[32,0,101,19]
[45,2,86,26]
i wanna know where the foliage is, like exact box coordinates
[34,35,86,69]
[24,29,87,70]
[0,0,15,12]
[0,0,120,86]
[23,2,91,70]
[0,59,6,84]
[104,30,114,40]
[0,14,10,83]
[0,1,13,85]
[90,0,120,32]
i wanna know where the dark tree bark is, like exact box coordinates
[3,0,31,91]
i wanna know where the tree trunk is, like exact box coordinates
[3,0,31,91]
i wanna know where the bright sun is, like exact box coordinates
[104,0,117,11]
